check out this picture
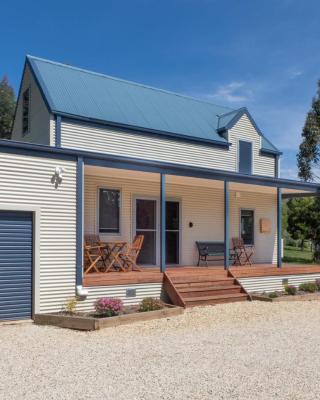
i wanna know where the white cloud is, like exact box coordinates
[204,81,254,103]
[279,167,299,180]
[287,67,303,79]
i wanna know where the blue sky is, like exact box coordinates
[1,0,320,178]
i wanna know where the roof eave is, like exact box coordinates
[260,148,283,156]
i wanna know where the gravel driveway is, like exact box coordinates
[1,301,320,400]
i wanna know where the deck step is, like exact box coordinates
[179,285,242,298]
[184,293,249,306]
[175,279,235,288]
[165,269,250,307]
[170,276,231,284]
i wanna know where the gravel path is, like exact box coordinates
[1,301,320,400]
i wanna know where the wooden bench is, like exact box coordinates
[196,241,225,266]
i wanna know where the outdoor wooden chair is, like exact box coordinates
[232,237,254,266]
[84,234,108,274]
[119,235,144,271]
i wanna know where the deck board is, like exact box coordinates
[83,263,320,286]
[230,263,320,279]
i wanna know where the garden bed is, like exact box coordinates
[252,293,320,302]
[34,304,184,331]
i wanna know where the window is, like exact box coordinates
[22,88,30,135]
[238,140,252,174]
[240,209,254,245]
[99,188,120,234]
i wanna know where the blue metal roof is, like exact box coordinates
[27,55,280,153]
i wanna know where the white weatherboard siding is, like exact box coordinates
[240,274,320,293]
[61,114,275,177]
[0,153,76,313]
[228,114,275,177]
[84,173,277,266]
[11,65,51,145]
[76,284,163,312]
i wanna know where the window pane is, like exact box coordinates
[166,231,179,264]
[166,201,179,230]
[241,210,254,245]
[136,199,156,230]
[22,88,30,135]
[99,189,120,233]
[239,141,252,175]
[136,230,156,265]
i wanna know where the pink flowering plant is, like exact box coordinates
[94,297,123,317]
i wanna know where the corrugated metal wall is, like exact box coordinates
[11,64,51,146]
[228,115,275,177]
[0,152,77,313]
[61,114,275,177]
[240,273,320,293]
[77,283,163,311]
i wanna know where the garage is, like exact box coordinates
[0,211,33,321]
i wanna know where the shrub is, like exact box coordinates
[284,285,297,296]
[299,282,318,293]
[94,297,123,317]
[139,297,164,312]
[268,292,279,299]
[315,279,320,291]
[64,297,78,314]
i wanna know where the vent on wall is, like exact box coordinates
[126,288,136,298]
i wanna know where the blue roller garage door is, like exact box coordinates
[0,211,33,320]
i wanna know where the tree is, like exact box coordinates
[287,198,313,250]
[297,80,320,181]
[0,76,15,139]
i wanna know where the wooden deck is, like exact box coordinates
[83,263,320,287]
[230,263,320,279]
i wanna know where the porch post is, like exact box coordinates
[224,180,230,270]
[277,187,282,268]
[76,156,84,285]
[160,173,166,272]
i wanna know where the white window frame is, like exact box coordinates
[97,186,122,236]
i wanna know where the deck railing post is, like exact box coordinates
[160,173,166,272]
[277,187,282,268]
[224,180,230,270]
[76,156,84,285]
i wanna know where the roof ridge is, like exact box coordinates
[27,55,235,111]
[218,107,246,117]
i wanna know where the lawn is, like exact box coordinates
[283,245,314,264]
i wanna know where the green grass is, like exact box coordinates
[283,246,314,264]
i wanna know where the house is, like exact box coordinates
[1,55,320,321]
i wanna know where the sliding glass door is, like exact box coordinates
[135,199,157,265]
[134,198,180,266]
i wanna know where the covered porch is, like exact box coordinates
[76,158,320,304]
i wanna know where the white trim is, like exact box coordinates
[96,186,122,236]
[237,139,254,175]
[0,203,41,316]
